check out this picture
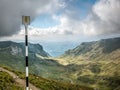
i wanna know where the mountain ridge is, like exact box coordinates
[53,37,120,90]
[0,41,50,57]
[0,37,120,90]
[61,37,120,61]
[0,41,68,81]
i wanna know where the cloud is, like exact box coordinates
[0,0,62,37]
[17,0,120,41]
[1,0,120,42]
[82,0,120,36]
[19,0,120,38]
[56,0,120,37]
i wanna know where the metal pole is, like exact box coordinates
[22,16,30,90]
[25,24,29,90]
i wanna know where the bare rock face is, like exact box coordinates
[10,46,22,56]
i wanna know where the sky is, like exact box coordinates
[0,0,120,43]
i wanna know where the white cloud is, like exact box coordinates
[1,0,120,42]
[18,0,120,41]
[0,0,61,36]
[82,0,120,36]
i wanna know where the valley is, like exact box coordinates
[0,37,120,90]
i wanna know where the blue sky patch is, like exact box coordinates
[31,14,60,28]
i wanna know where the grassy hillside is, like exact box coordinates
[0,71,22,90]
[0,41,67,80]
[54,37,120,90]
[0,38,120,90]
[56,37,120,65]
[1,65,93,90]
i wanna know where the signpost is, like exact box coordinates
[22,16,30,90]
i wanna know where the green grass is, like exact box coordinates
[0,65,94,90]
[0,71,22,90]
[14,71,93,90]
[29,74,94,90]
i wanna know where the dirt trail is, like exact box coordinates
[0,67,40,90]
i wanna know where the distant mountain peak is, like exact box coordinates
[0,41,50,57]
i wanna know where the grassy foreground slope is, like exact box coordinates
[0,65,93,90]
[0,71,22,90]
